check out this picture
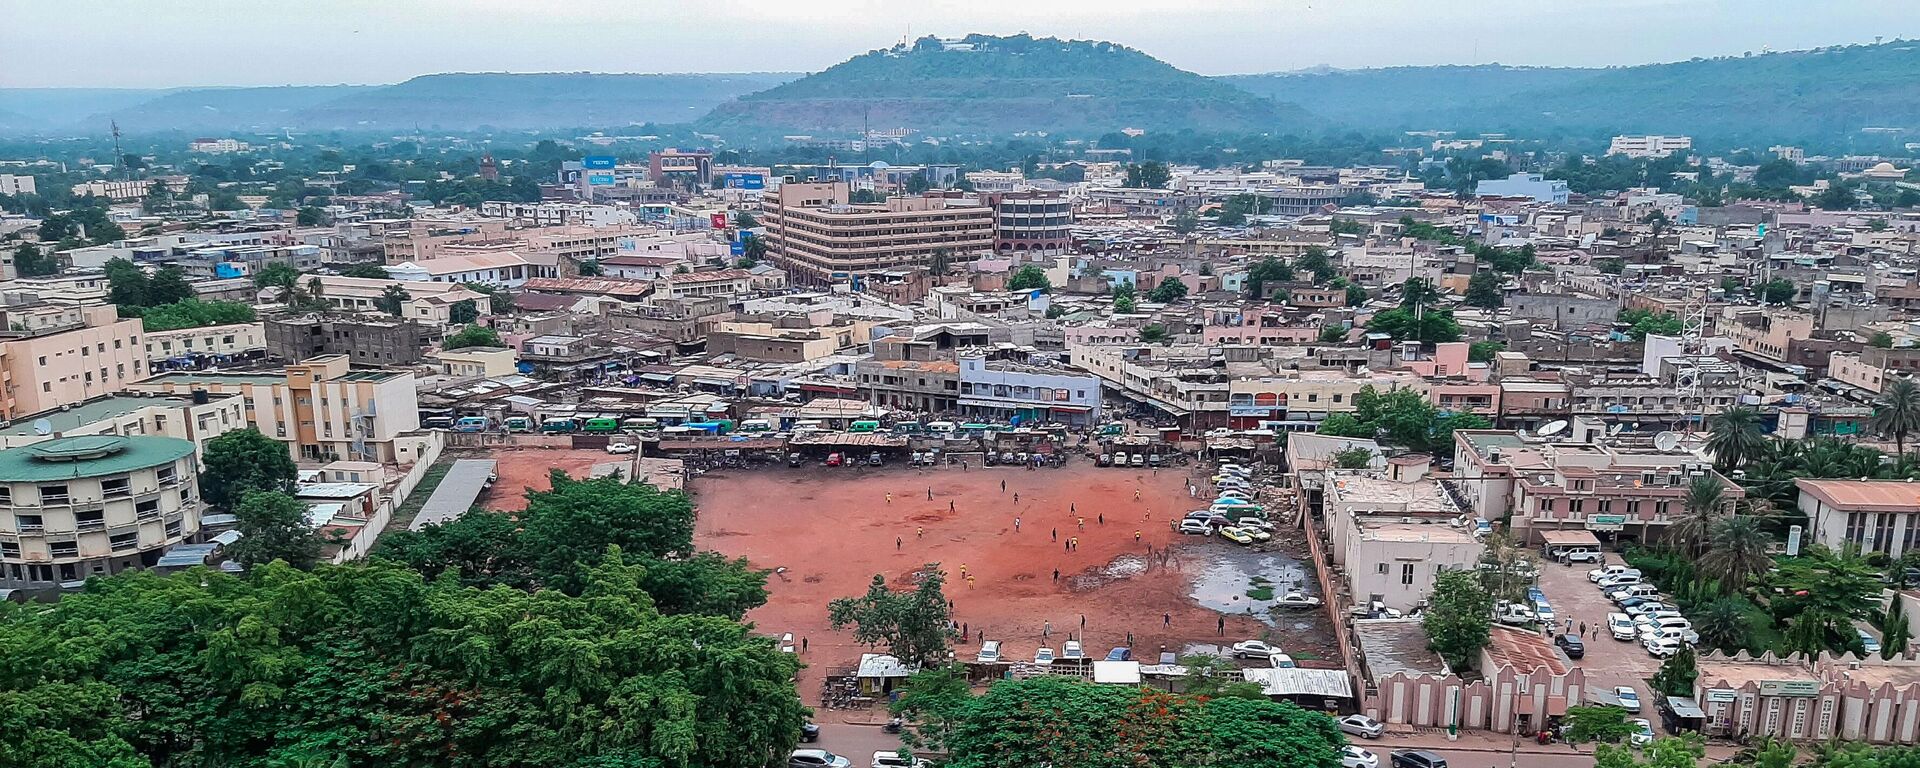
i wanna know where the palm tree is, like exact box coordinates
[1669,475,1728,556]
[1871,377,1920,458]
[1704,407,1768,471]
[1693,597,1752,652]
[1700,515,1775,593]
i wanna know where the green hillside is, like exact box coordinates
[700,34,1308,139]
[101,85,373,132]
[302,72,797,130]
[1223,41,1920,147]
[0,88,172,131]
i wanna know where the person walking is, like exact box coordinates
[1134,488,1141,501]
[1052,528,1058,541]
[1014,516,1022,531]
[886,493,892,505]
[1080,614,1086,629]
[1001,479,1007,492]
[1013,492,1019,503]
[1217,616,1225,636]
[1052,568,1060,582]
[1070,502,1077,514]
[927,488,933,501]
[1134,530,1143,544]
[962,622,968,639]
[917,526,924,539]
[949,500,955,512]
[1077,517,1085,530]
[1098,513,1104,525]
[896,536,902,550]
[1578,621,1587,637]
[1070,537,1078,550]
[967,575,975,589]
[802,637,808,652]
[1043,621,1052,640]
[1164,612,1172,628]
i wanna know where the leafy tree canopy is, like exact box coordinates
[199,428,298,509]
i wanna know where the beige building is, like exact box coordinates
[144,322,267,365]
[0,304,147,422]
[435,346,517,378]
[129,355,422,463]
[1720,306,1813,362]
[0,435,201,587]
[1831,347,1920,394]
[0,393,248,457]
[0,273,113,305]
[652,268,762,300]
[70,176,189,202]
[761,181,994,284]
[1323,459,1479,612]
[1607,135,1693,158]
[310,275,491,329]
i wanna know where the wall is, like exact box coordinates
[328,430,443,563]
[1364,664,1586,734]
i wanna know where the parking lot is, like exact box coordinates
[1534,553,1664,724]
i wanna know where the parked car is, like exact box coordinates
[1178,519,1214,535]
[1113,451,1129,467]
[1275,591,1323,609]
[1608,584,1660,603]
[800,723,821,743]
[1389,749,1449,768]
[1338,714,1385,739]
[1096,453,1112,467]
[1494,602,1537,626]
[1630,719,1655,747]
[1062,640,1085,660]
[1589,565,1638,583]
[1219,527,1255,545]
[872,751,930,768]
[1226,525,1272,542]
[1269,653,1297,668]
[975,640,1001,663]
[1597,573,1644,590]
[1105,647,1132,661]
[1034,647,1055,664]
[1130,453,1146,467]
[1561,548,1605,564]
[1861,628,1883,656]
[1643,636,1682,658]
[1343,745,1380,768]
[1608,613,1639,641]
[789,749,852,768]
[1231,639,1284,660]
[1236,516,1276,532]
[1615,686,1642,713]
[1555,633,1585,659]
[605,441,635,454]
[825,453,844,467]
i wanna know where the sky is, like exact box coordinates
[1,0,1914,88]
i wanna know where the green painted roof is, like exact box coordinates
[0,435,194,482]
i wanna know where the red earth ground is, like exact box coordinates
[478,448,1294,707]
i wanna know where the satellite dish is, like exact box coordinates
[31,418,52,436]
[1537,419,1569,438]
[1654,431,1681,452]
[1606,423,1625,437]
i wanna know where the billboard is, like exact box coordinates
[710,213,729,229]
[586,174,615,186]
[724,173,766,190]
[730,241,745,256]
[583,156,617,170]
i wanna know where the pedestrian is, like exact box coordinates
[1164,612,1172,627]
[1565,618,1573,632]
[1013,492,1019,503]
[896,536,902,550]
[1080,614,1086,629]
[1070,536,1078,550]
[927,488,933,500]
[1065,540,1071,553]
[968,575,975,589]
[962,622,968,639]
[1001,479,1007,492]
[917,526,924,539]
[948,598,955,609]
[1127,631,1133,646]
[949,500,955,512]
[1098,513,1105,525]
[1077,517,1085,530]
[1134,488,1141,501]
[959,563,967,577]
[1217,616,1225,636]
[977,627,983,642]
[1052,568,1060,581]
[1052,528,1057,541]
[802,637,808,652]
[1044,621,1052,639]
[886,492,892,505]
[1071,502,1076,514]
[1135,530,1143,544]
[1578,621,1587,637]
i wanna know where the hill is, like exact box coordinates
[0,87,173,131]
[298,72,797,130]
[699,34,1308,139]
[97,85,374,132]
[1223,41,1920,146]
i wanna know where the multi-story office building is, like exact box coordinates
[0,434,201,587]
[130,355,421,463]
[70,176,189,202]
[985,191,1073,258]
[0,304,148,422]
[0,393,248,456]
[761,181,994,285]
[1607,135,1693,158]
[1452,429,1741,544]
[955,355,1103,426]
[144,322,267,369]
[0,173,35,196]
[264,315,439,367]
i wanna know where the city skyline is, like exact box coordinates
[0,0,1915,88]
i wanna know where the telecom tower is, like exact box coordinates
[1675,290,1712,434]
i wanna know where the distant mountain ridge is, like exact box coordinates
[0,73,798,134]
[1225,41,1920,145]
[697,34,1308,139]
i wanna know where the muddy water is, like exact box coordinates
[1186,545,1317,627]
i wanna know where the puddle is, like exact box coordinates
[1187,547,1317,627]
[1065,554,1149,591]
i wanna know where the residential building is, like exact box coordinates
[1607,135,1693,158]
[1322,459,1478,612]
[1452,429,1741,545]
[648,148,713,186]
[956,355,1102,425]
[434,346,517,378]
[1830,347,1920,394]
[144,322,267,368]
[1721,306,1814,363]
[0,174,35,196]
[385,252,531,287]
[310,275,492,327]
[264,315,439,367]
[761,181,994,285]
[477,201,640,227]
[0,435,201,587]
[1070,343,1230,429]
[0,304,147,422]
[653,268,771,299]
[188,138,250,153]
[130,355,422,463]
[1474,173,1570,204]
[0,393,248,457]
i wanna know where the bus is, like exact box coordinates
[453,416,490,433]
[503,416,534,433]
[738,419,773,433]
[422,416,455,429]
[540,417,578,434]
[583,417,621,434]
[926,421,957,438]
[622,417,661,433]
[848,420,881,433]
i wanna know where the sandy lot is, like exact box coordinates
[690,460,1307,702]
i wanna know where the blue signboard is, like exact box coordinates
[583,156,617,170]
[724,173,766,190]
[730,241,745,256]
[586,173,615,186]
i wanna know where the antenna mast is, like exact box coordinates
[111,120,126,180]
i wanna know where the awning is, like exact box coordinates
[1539,530,1602,548]
[1667,697,1707,719]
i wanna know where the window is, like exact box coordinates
[76,511,104,531]
[17,514,43,531]
[135,499,160,519]
[109,532,138,551]
[1656,501,1672,516]
[1568,500,1583,514]
[1539,498,1556,512]
[0,542,17,558]
[50,541,77,557]
[164,521,182,538]
[1400,563,1416,585]
[0,487,9,504]
[101,477,130,497]
[38,484,68,504]
[1597,500,1612,513]
[1377,562,1388,574]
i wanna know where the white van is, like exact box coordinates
[1598,573,1643,590]
[976,640,1002,663]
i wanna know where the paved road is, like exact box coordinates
[811,722,909,766]
[1535,554,1662,719]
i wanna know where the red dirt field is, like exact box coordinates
[690,461,1275,704]
[474,447,683,512]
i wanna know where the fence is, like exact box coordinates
[329,431,445,564]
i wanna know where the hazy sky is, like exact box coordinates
[1,0,1913,88]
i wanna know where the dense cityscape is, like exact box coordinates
[7,13,1920,768]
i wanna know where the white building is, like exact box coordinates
[189,138,251,154]
[385,252,531,287]
[1474,173,1569,204]
[1322,459,1480,612]
[0,174,36,196]
[1607,135,1694,159]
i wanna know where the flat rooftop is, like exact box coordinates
[1485,626,1569,676]
[143,371,286,386]
[1354,618,1449,679]
[0,394,230,436]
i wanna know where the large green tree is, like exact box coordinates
[443,325,503,350]
[1463,271,1503,309]
[1772,545,1884,656]
[1007,265,1051,293]
[1871,377,1920,458]
[199,428,298,509]
[228,490,324,569]
[828,570,952,668]
[1704,407,1767,471]
[1149,278,1189,303]
[1423,569,1494,671]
